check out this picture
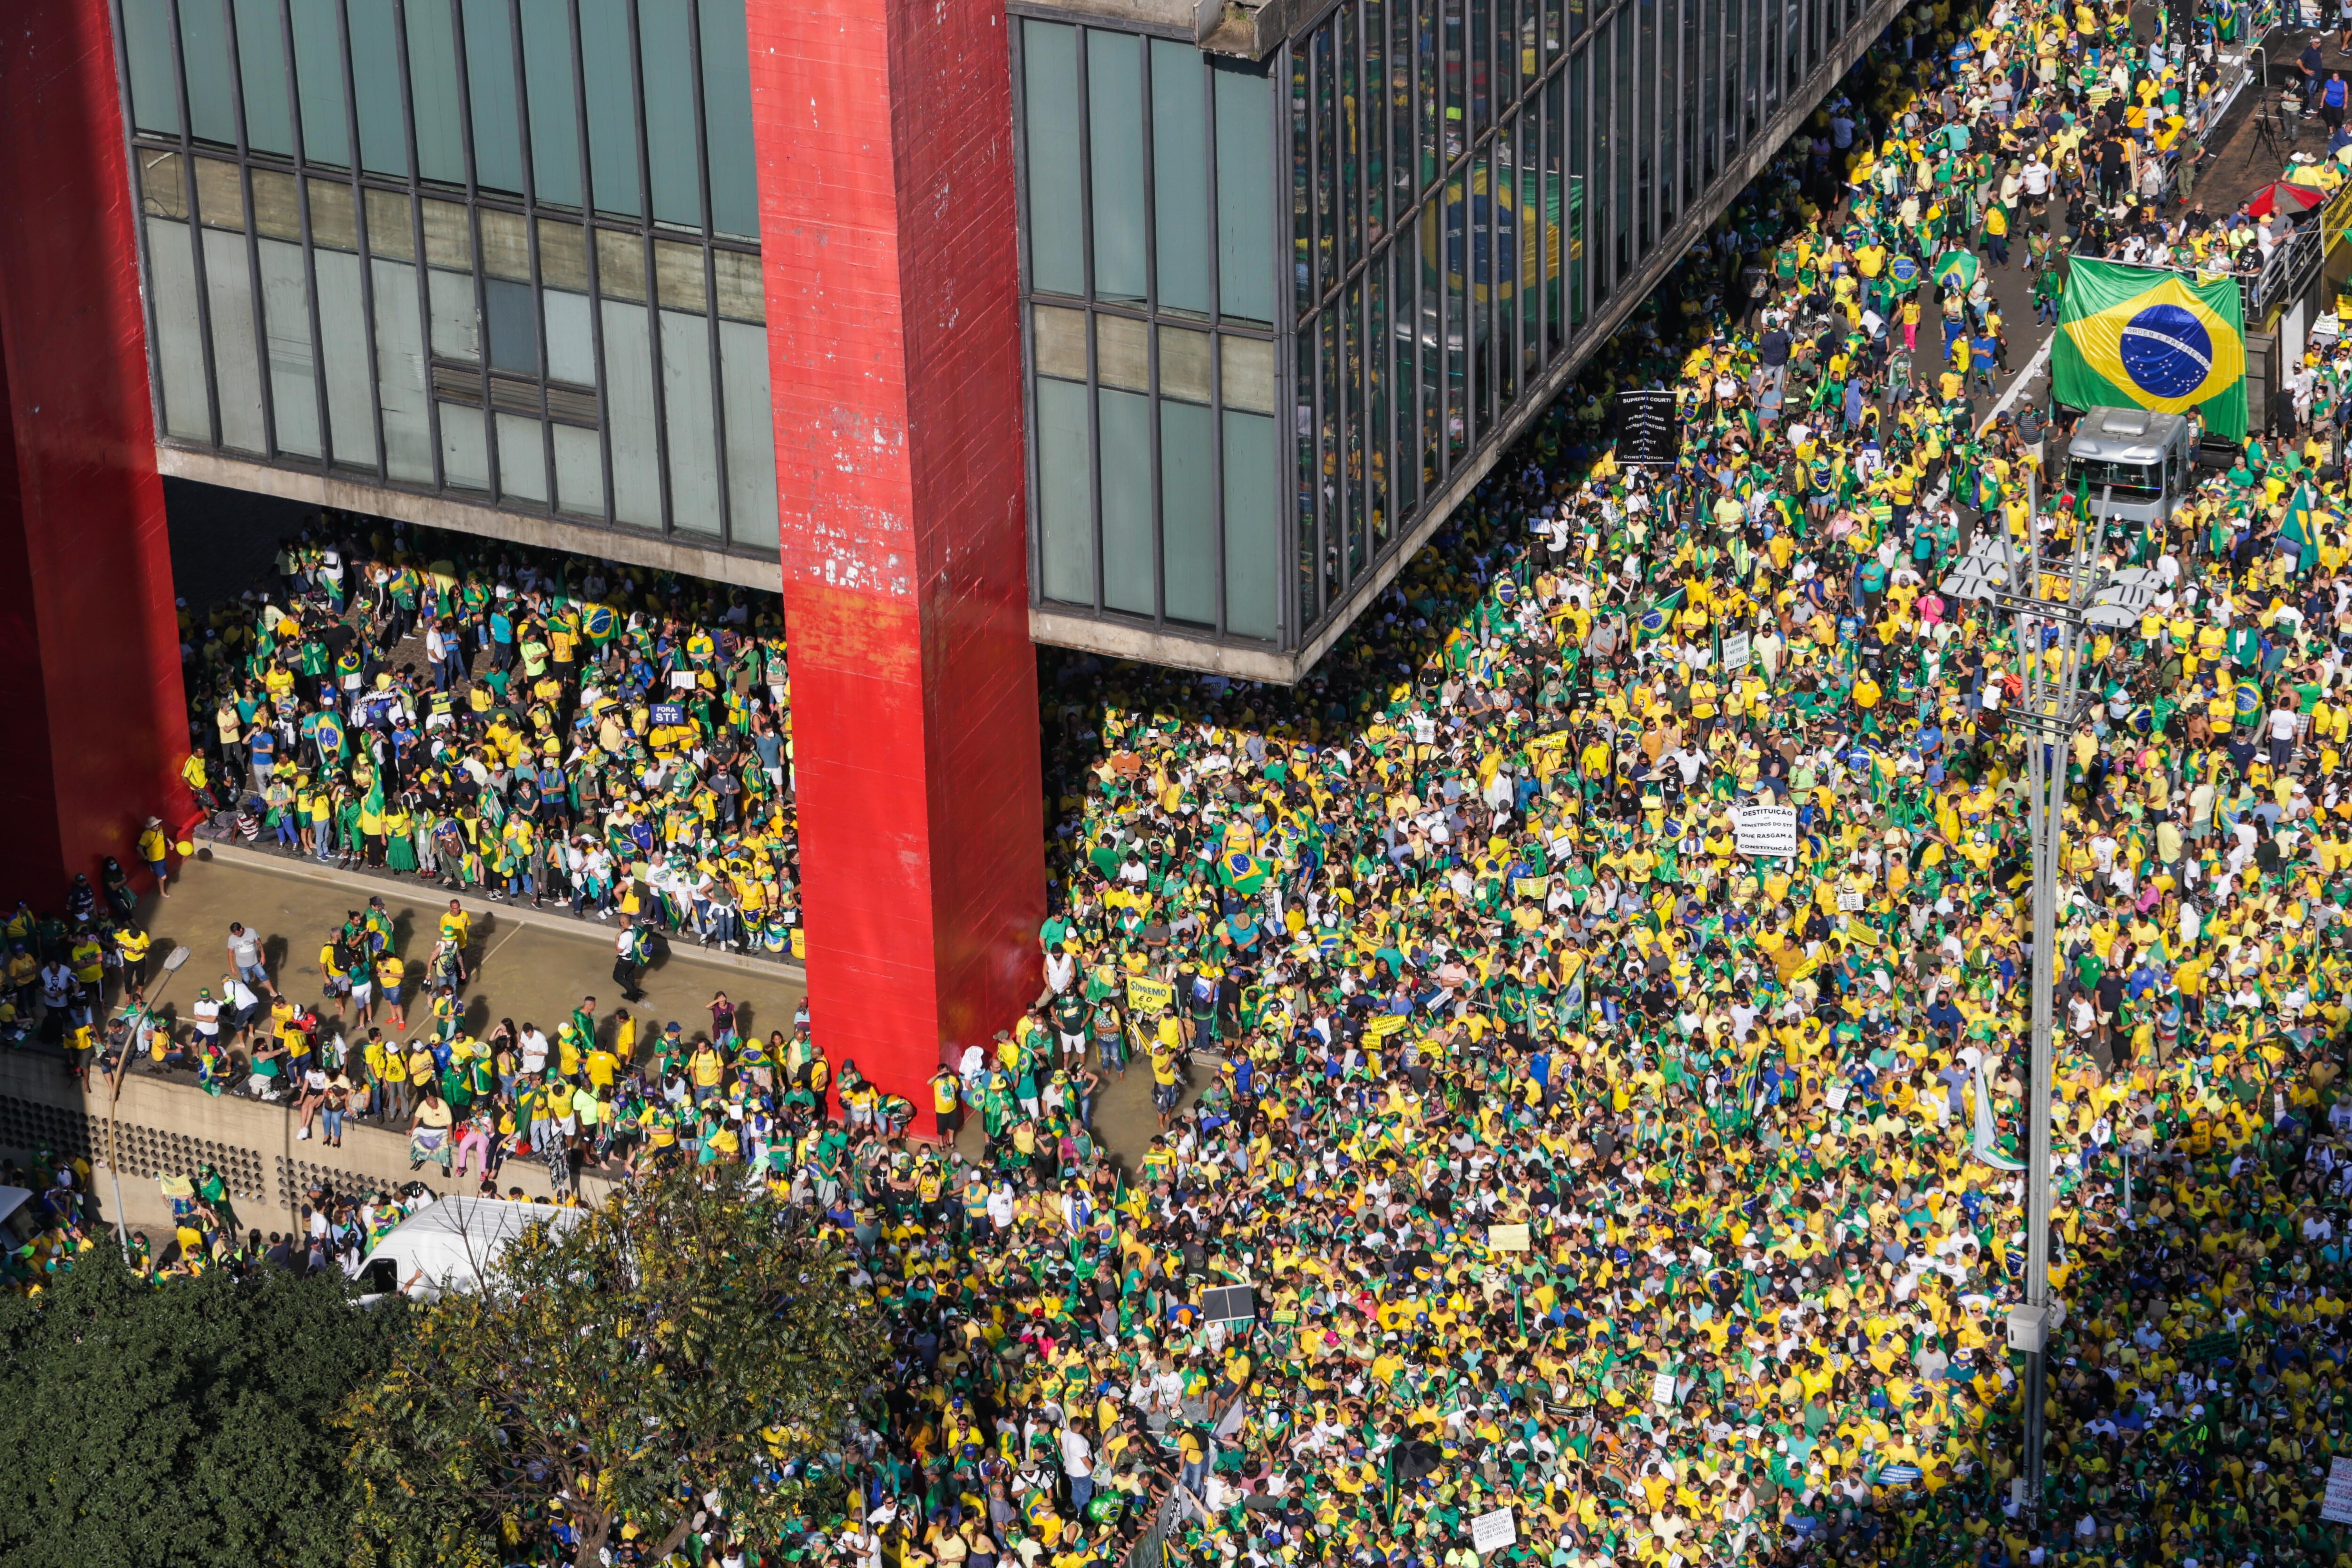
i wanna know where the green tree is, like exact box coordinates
[0,1245,403,1568]
[342,1170,884,1568]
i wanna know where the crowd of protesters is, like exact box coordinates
[179,524,804,960]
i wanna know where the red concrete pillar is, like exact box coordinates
[0,0,190,898]
[747,0,1046,1111]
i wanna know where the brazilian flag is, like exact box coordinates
[2054,259,2247,438]
[1635,585,1685,644]
[1216,851,1269,894]
[2281,483,2324,574]
[580,602,620,648]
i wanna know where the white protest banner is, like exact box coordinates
[1470,1506,1518,1555]
[1733,802,1799,858]
[2326,1457,2352,1523]
[1722,630,1753,670]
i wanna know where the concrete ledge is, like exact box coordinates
[0,1048,613,1241]
[194,838,809,986]
[155,445,784,593]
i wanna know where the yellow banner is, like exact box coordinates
[1513,876,1551,899]
[1366,1011,1411,1037]
[1127,975,1176,1014]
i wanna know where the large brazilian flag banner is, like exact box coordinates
[2053,259,2248,439]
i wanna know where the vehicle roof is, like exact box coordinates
[2070,406,2186,463]
[0,1185,31,1226]
[358,1195,587,1288]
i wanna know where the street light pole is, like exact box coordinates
[1999,483,2112,1516]
[1942,476,2145,1517]
[104,944,192,1257]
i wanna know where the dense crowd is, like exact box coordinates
[180,526,803,959]
[21,0,2352,1565]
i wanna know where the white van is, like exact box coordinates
[356,1194,588,1304]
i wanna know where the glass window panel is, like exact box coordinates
[521,0,582,207]
[580,0,641,216]
[251,169,301,240]
[1213,61,1273,323]
[350,0,412,173]
[232,0,295,154]
[1032,305,1087,382]
[552,422,606,517]
[463,0,526,195]
[1022,22,1083,297]
[1220,334,1275,414]
[123,0,183,136]
[180,0,238,145]
[314,249,377,464]
[1389,240,1416,512]
[1035,377,1092,605]
[484,278,540,371]
[1095,313,1148,394]
[370,255,434,479]
[1343,280,1362,579]
[1311,24,1334,299]
[307,176,358,248]
[1469,0,1488,140]
[544,289,596,382]
[406,0,466,184]
[654,239,707,310]
[1288,46,1309,319]
[478,207,530,278]
[1221,409,1278,639]
[1338,6,1359,279]
[496,411,548,500]
[201,228,267,452]
[1097,387,1152,615]
[539,217,591,290]
[1294,318,1315,624]
[596,226,646,298]
[138,150,189,221]
[288,0,350,165]
[661,313,720,532]
[1087,33,1146,305]
[1389,0,1412,212]
[429,267,480,358]
[1150,40,1210,317]
[699,0,759,239]
[256,236,322,457]
[1367,255,1387,547]
[1159,400,1215,628]
[441,402,490,488]
[599,299,662,524]
[194,156,245,230]
[719,318,777,547]
[639,0,702,229]
[145,218,209,439]
[713,249,763,322]
[1364,0,1386,242]
[1158,325,1211,404]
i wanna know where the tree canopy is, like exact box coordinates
[341,1170,884,1568]
[0,1245,401,1568]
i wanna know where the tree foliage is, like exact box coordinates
[0,1245,402,1568]
[341,1170,884,1568]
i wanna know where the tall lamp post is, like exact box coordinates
[104,943,192,1255]
[1939,480,2152,1513]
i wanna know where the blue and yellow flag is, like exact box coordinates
[2054,259,2247,438]
[1217,851,1268,894]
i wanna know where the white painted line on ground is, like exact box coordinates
[1982,329,2057,431]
